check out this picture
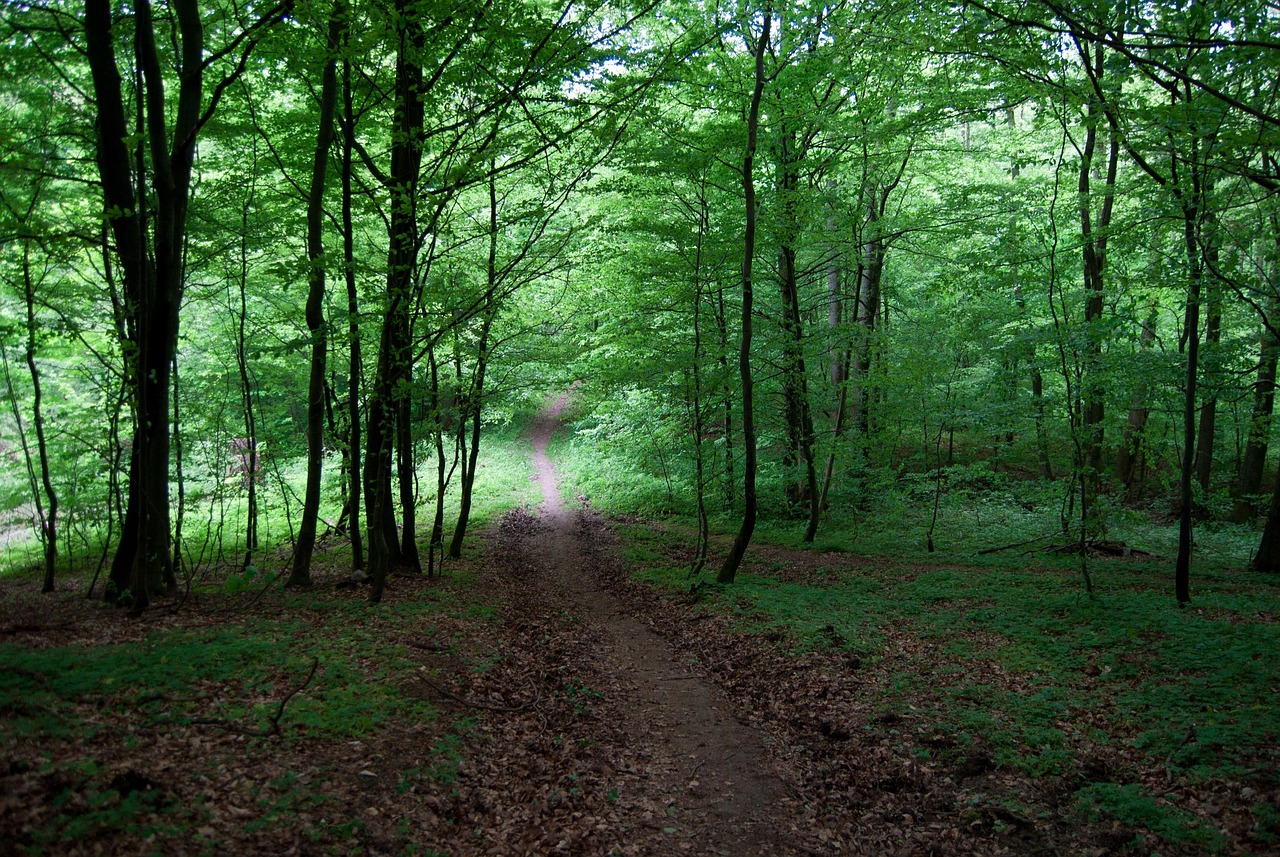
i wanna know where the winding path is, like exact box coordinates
[519,392,800,854]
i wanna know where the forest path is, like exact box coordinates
[486,391,804,854]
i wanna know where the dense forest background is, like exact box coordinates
[2,0,1279,604]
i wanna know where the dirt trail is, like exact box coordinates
[509,392,803,854]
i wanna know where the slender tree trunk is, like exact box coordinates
[1175,192,1204,606]
[427,346,448,575]
[449,173,500,559]
[1117,302,1158,494]
[690,188,710,577]
[236,164,260,569]
[1077,47,1120,527]
[1232,314,1279,522]
[342,51,364,573]
[18,244,58,592]
[718,10,770,585]
[714,285,734,509]
[1194,267,1221,492]
[291,2,344,587]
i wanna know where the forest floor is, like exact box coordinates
[1,395,1278,855]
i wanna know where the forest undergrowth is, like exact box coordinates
[2,425,1279,853]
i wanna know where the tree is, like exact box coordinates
[290,0,344,588]
[84,0,291,609]
[718,8,770,585]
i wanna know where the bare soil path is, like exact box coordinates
[463,392,807,854]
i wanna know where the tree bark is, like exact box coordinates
[341,49,364,572]
[1077,45,1120,527]
[291,1,344,587]
[19,243,58,593]
[1232,314,1279,522]
[86,0,287,609]
[449,172,500,560]
[366,0,425,600]
[718,9,770,584]
[1193,262,1221,492]
[1116,302,1158,495]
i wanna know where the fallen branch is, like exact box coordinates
[418,675,539,713]
[182,657,321,737]
[977,532,1059,555]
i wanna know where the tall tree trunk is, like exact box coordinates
[1077,45,1120,530]
[86,0,286,610]
[19,242,58,592]
[1194,252,1221,492]
[367,0,424,601]
[714,284,734,509]
[448,172,500,560]
[1232,313,1279,522]
[236,160,260,569]
[718,10,770,585]
[1175,176,1205,606]
[772,129,820,540]
[342,50,364,572]
[291,2,344,587]
[1117,302,1158,495]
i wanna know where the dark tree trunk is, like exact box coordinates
[235,168,260,569]
[718,10,770,585]
[448,172,500,560]
[341,50,364,572]
[1232,316,1279,522]
[1175,185,1204,606]
[1251,469,1280,573]
[772,129,820,540]
[291,2,344,587]
[427,346,449,575]
[367,0,425,601]
[86,0,286,610]
[1194,273,1221,492]
[1117,303,1158,495]
[713,285,734,509]
[19,243,58,592]
[1077,50,1120,526]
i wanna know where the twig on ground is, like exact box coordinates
[181,657,321,737]
[418,675,539,713]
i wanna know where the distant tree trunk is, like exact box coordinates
[427,346,450,576]
[449,173,500,560]
[1175,176,1205,606]
[1194,262,1221,492]
[1251,468,1280,573]
[1077,49,1120,526]
[341,50,364,573]
[717,10,770,585]
[1117,303,1158,495]
[235,160,260,570]
[714,284,734,509]
[848,209,882,438]
[18,242,58,592]
[291,2,344,588]
[773,128,820,540]
[1232,314,1279,522]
